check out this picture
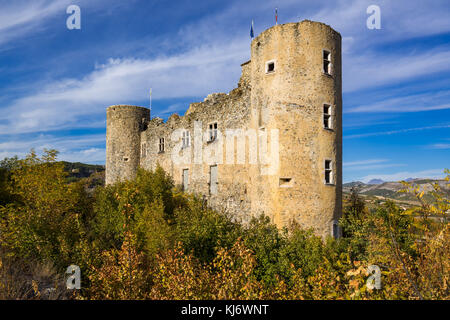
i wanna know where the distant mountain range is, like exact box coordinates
[343,178,449,205]
[366,178,417,185]
[367,178,385,185]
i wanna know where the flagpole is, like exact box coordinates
[149,88,152,111]
[250,19,254,39]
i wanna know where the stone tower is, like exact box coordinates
[248,21,342,237]
[105,20,342,238]
[105,105,150,185]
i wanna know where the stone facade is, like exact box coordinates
[105,20,342,238]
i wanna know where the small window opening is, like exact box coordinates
[209,123,218,142]
[323,50,331,75]
[182,131,190,148]
[323,104,332,129]
[141,118,148,131]
[279,177,293,188]
[265,60,276,74]
[325,160,333,184]
[159,138,165,153]
[123,157,129,162]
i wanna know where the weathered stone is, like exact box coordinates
[105,20,342,238]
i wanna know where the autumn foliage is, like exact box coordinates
[0,150,448,300]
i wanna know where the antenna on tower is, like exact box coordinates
[149,88,152,111]
[275,7,278,25]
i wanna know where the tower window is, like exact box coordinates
[323,50,331,75]
[265,60,276,74]
[324,159,333,184]
[323,104,332,129]
[209,122,218,142]
[182,130,190,148]
[159,138,165,153]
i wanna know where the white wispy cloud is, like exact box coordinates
[0,39,248,134]
[0,132,105,163]
[58,147,105,164]
[344,159,388,166]
[1,0,450,165]
[343,49,450,93]
[344,159,405,171]
[346,90,450,113]
[310,0,450,49]
[0,0,70,47]
[0,0,131,48]
[156,103,188,117]
[344,124,450,139]
[428,143,450,150]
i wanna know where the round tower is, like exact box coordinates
[248,21,342,238]
[105,105,150,185]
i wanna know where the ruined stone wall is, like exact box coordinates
[105,20,342,238]
[140,68,253,222]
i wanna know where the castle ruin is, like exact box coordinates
[105,21,342,238]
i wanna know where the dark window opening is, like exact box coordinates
[159,138,165,153]
[182,131,190,148]
[323,50,331,75]
[325,160,333,184]
[209,123,218,141]
[323,104,332,129]
[279,177,292,187]
[267,61,275,73]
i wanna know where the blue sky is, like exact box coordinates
[0,0,449,182]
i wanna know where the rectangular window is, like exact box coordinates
[325,160,333,184]
[209,165,218,195]
[323,104,332,129]
[279,177,293,188]
[323,50,331,75]
[159,138,165,153]
[182,131,190,148]
[182,169,189,191]
[209,123,218,141]
[265,60,276,74]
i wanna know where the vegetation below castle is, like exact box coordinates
[0,150,448,300]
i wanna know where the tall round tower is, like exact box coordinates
[248,21,342,238]
[105,105,150,185]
